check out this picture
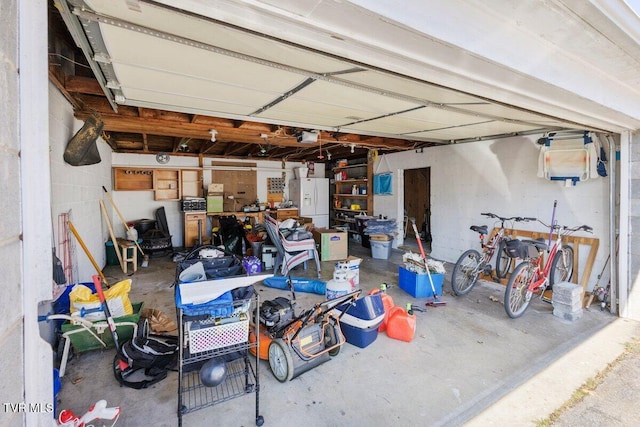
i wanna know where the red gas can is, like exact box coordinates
[369,287,394,332]
[385,306,416,342]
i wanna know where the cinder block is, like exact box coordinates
[552,282,582,299]
[552,298,583,312]
[553,307,583,321]
[552,292,576,305]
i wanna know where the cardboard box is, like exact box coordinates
[398,266,444,298]
[206,195,224,212]
[335,256,362,285]
[207,183,224,194]
[370,234,393,241]
[312,228,348,261]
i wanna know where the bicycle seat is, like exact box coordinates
[470,225,488,235]
[522,239,548,251]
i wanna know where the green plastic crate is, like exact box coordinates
[61,302,143,353]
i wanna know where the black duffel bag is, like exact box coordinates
[114,335,178,389]
[505,239,540,259]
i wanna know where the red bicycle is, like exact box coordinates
[503,221,592,318]
[451,213,534,296]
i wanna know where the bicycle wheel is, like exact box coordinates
[495,239,513,279]
[550,245,574,287]
[504,261,535,318]
[451,249,482,295]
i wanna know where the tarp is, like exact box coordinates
[262,276,326,295]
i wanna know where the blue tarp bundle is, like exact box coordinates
[262,277,326,295]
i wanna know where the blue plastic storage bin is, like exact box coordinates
[398,266,444,298]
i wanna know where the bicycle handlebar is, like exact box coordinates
[535,219,593,233]
[511,216,537,222]
[480,213,535,222]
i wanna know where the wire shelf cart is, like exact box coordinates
[177,290,264,426]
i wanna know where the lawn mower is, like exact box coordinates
[250,282,360,382]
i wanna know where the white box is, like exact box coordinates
[207,183,224,194]
[262,245,278,270]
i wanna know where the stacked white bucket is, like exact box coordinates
[326,262,357,299]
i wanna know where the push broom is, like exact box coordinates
[410,218,446,306]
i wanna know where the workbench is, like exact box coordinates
[207,211,265,227]
[206,209,299,226]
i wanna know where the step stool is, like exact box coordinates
[117,238,137,274]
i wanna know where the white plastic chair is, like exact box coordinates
[263,213,321,278]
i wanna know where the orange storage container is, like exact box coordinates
[385,306,416,342]
[369,288,394,332]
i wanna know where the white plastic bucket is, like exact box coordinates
[126,227,138,241]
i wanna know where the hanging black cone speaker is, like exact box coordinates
[63,115,104,166]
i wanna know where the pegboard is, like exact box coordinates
[267,177,285,203]
[268,177,285,193]
[210,161,256,211]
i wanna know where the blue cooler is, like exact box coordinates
[334,293,385,348]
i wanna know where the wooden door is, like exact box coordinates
[403,168,431,242]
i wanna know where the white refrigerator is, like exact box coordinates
[289,178,329,228]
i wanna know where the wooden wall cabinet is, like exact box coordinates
[181,169,203,198]
[331,160,373,233]
[153,169,180,201]
[113,167,182,200]
[184,212,207,248]
[113,167,154,191]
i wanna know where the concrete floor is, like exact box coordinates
[56,240,620,426]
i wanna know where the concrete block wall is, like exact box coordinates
[0,1,25,425]
[375,134,611,291]
[49,84,114,284]
[110,153,321,247]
